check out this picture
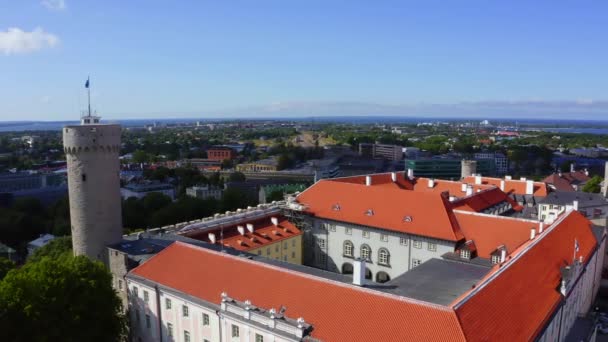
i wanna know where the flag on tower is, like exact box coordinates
[574,238,580,253]
[85,78,90,88]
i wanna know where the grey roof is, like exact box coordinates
[539,191,608,207]
[376,258,491,305]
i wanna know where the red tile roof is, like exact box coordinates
[462,176,549,197]
[454,211,598,341]
[451,187,523,213]
[454,211,539,258]
[183,216,301,252]
[297,179,465,241]
[131,242,467,342]
[542,172,590,192]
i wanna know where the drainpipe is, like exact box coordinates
[215,310,223,342]
[155,284,163,342]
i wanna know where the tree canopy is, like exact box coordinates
[27,236,72,263]
[582,175,603,193]
[0,254,126,342]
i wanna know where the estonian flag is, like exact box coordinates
[85,78,90,88]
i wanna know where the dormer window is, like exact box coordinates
[491,255,501,264]
[365,209,374,216]
[332,204,341,211]
[403,216,413,222]
[460,249,471,259]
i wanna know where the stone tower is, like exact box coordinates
[461,159,477,179]
[63,113,122,262]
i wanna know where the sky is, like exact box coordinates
[1,1,608,121]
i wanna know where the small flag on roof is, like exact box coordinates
[85,77,90,88]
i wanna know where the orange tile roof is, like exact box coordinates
[184,216,301,252]
[451,187,522,212]
[462,176,548,197]
[454,211,539,258]
[454,211,598,341]
[297,179,465,241]
[130,242,467,342]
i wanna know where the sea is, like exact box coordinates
[1,117,608,134]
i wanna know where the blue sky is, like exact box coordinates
[1,1,607,121]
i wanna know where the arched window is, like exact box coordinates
[343,240,354,257]
[342,262,353,275]
[376,271,391,283]
[378,248,390,266]
[360,244,372,262]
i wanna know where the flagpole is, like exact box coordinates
[87,76,91,117]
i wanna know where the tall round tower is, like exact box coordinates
[63,115,123,262]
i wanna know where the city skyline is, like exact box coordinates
[1,1,608,121]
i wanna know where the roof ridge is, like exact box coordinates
[453,209,541,224]
[450,210,574,309]
[173,241,456,312]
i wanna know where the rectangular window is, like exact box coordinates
[412,259,421,268]
[143,290,149,302]
[292,239,296,247]
[291,251,295,258]
[328,224,336,232]
[318,253,327,265]
[184,330,190,342]
[318,238,326,249]
[460,249,471,259]
[182,305,189,317]
[427,243,437,252]
[275,244,279,252]
[491,255,501,264]
[118,279,122,290]
[231,324,240,337]
[380,234,388,242]
[283,255,287,261]
[133,286,138,297]
[145,314,151,328]
[345,227,352,235]
[266,248,270,255]
[283,242,288,249]
[256,334,264,342]
[165,298,171,309]
[202,313,209,326]
[362,231,370,239]
[167,323,173,337]
[413,240,422,249]
[399,237,408,246]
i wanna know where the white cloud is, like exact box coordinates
[0,27,59,55]
[41,0,66,11]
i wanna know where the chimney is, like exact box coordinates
[521,177,527,182]
[428,179,435,188]
[530,228,536,240]
[407,168,414,180]
[570,163,575,173]
[246,223,254,233]
[500,180,505,191]
[538,222,544,234]
[573,200,579,211]
[208,233,216,244]
[237,225,245,235]
[584,168,589,176]
[352,258,366,286]
[500,248,507,263]
[474,175,482,185]
[525,180,534,195]
[461,183,467,193]
[391,172,397,182]
[466,185,473,196]
[271,217,279,226]
[558,171,563,177]
[505,175,512,180]
[365,175,372,186]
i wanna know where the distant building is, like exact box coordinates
[0,171,67,205]
[0,242,17,262]
[27,234,56,256]
[121,182,175,200]
[474,151,508,175]
[181,214,303,265]
[236,158,278,172]
[206,146,237,161]
[186,185,223,200]
[359,143,403,161]
[538,191,608,227]
[542,170,590,192]
[405,158,496,179]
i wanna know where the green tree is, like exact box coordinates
[228,172,246,182]
[131,149,149,163]
[28,236,72,263]
[0,255,126,341]
[582,175,603,193]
